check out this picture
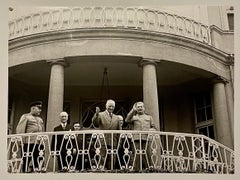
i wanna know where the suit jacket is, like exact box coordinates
[92,110,120,146]
[51,124,72,151]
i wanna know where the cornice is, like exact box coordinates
[9,28,231,64]
[211,75,229,84]
[210,25,234,35]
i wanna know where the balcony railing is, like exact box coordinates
[9,7,211,44]
[7,130,234,174]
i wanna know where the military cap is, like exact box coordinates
[30,101,42,108]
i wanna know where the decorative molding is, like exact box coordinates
[138,58,160,67]
[210,25,234,35]
[46,58,69,67]
[227,53,234,65]
[8,28,229,63]
[211,75,229,84]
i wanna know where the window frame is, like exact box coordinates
[194,92,215,139]
[227,13,234,31]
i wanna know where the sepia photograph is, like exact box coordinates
[2,0,239,179]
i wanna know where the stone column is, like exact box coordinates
[46,59,68,132]
[140,59,160,130]
[225,81,234,144]
[212,77,233,149]
[226,54,234,144]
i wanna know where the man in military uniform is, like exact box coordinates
[16,101,45,172]
[92,99,122,170]
[125,101,156,171]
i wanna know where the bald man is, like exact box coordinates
[92,99,122,170]
[51,112,72,172]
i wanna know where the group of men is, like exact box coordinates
[15,99,156,172]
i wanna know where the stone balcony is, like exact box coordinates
[8,7,211,44]
[7,130,234,174]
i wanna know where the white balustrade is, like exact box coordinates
[7,130,234,173]
[9,7,211,44]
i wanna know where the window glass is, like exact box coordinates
[208,125,215,139]
[196,108,205,122]
[195,93,213,122]
[205,93,211,106]
[206,106,213,120]
[8,97,13,124]
[199,127,208,136]
[227,13,234,31]
[195,92,214,140]
[195,96,204,108]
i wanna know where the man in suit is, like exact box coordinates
[51,111,72,172]
[72,122,84,171]
[92,99,122,170]
[125,102,156,171]
[16,101,45,173]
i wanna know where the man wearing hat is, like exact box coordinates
[16,101,45,172]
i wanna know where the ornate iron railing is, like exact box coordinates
[7,130,234,174]
[9,7,211,44]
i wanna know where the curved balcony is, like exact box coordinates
[9,7,211,44]
[7,130,234,174]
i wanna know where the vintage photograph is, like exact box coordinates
[7,1,235,175]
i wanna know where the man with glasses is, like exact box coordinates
[16,101,45,173]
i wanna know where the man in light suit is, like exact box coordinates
[125,102,156,171]
[51,111,72,172]
[92,99,121,170]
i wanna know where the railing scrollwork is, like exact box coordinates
[7,130,234,174]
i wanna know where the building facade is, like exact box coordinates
[8,5,234,173]
[9,6,234,147]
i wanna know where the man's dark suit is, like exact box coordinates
[51,124,72,171]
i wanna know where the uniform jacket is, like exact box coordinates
[16,113,44,144]
[92,110,120,146]
[126,110,156,140]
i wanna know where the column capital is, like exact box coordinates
[138,58,161,67]
[46,58,69,67]
[211,76,229,84]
